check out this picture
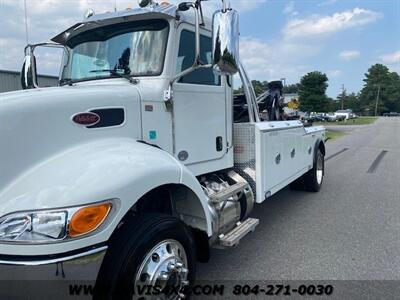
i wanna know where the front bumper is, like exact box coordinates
[0,245,107,299]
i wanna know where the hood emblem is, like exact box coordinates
[72,112,100,126]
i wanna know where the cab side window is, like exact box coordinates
[176,30,221,86]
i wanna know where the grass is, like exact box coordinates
[325,130,347,142]
[315,117,378,126]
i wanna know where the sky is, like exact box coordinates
[0,0,399,98]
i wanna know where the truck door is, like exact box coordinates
[172,28,227,168]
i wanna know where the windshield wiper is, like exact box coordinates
[59,78,74,86]
[90,69,133,80]
[90,69,140,84]
[59,70,138,86]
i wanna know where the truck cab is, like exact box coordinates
[53,4,234,175]
[0,1,325,298]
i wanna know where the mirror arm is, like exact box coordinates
[221,0,227,12]
[198,1,205,27]
[170,64,212,86]
[24,44,31,56]
[191,2,201,65]
[170,1,203,82]
[26,42,69,57]
[164,1,204,108]
[165,64,212,111]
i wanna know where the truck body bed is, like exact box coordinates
[234,121,325,202]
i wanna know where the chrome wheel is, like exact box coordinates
[135,239,189,299]
[316,154,324,185]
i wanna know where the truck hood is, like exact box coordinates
[0,81,142,193]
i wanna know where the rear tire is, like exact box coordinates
[304,148,324,192]
[290,148,324,192]
[94,214,197,299]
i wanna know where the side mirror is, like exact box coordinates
[21,42,69,90]
[212,8,240,75]
[21,46,38,90]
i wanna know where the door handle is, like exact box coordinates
[275,153,281,164]
[216,136,223,152]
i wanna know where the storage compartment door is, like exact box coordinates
[260,130,285,198]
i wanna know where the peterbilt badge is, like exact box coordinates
[72,112,100,126]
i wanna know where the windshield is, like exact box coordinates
[61,19,169,82]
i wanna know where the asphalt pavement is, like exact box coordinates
[197,117,400,282]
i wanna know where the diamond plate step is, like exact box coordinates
[209,182,249,204]
[219,218,259,247]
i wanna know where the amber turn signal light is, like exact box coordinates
[68,203,112,237]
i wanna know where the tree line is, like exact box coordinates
[234,63,400,115]
[234,81,300,96]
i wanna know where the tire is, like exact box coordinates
[304,148,325,192]
[94,214,197,300]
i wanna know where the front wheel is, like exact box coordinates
[95,214,197,299]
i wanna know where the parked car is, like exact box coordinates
[302,114,325,123]
[315,115,328,122]
[383,112,400,117]
[334,109,353,120]
[324,113,338,122]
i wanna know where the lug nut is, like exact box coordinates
[168,263,176,271]
[180,267,188,274]
[176,262,183,269]
[160,272,169,280]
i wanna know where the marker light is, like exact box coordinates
[69,203,112,237]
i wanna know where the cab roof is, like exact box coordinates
[51,3,212,45]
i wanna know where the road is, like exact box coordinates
[198,117,400,284]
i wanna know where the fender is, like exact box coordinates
[313,138,326,164]
[0,138,212,256]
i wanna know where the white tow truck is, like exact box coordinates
[0,0,325,298]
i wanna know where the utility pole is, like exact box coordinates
[341,84,345,110]
[114,0,117,11]
[375,85,381,117]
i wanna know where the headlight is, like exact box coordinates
[0,201,112,243]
